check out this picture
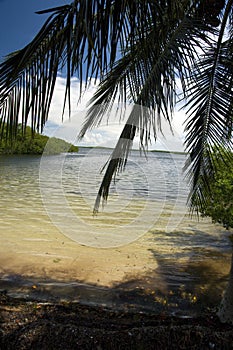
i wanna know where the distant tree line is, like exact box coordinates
[0,126,78,155]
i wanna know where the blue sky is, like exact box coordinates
[0,0,186,151]
[0,0,71,60]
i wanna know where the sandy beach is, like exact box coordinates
[0,221,231,315]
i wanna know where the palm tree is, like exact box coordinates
[0,0,233,322]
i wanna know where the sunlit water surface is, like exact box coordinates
[0,148,232,316]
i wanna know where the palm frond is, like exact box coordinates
[184,0,233,212]
[0,0,214,141]
[0,4,74,138]
[80,8,215,212]
[1,0,158,139]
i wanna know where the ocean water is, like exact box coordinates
[0,148,232,315]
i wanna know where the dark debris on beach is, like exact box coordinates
[0,291,233,350]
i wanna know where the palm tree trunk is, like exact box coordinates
[217,249,233,324]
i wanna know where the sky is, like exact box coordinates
[0,0,186,151]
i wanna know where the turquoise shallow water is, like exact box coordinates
[0,148,232,315]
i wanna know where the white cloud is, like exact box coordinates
[44,76,187,152]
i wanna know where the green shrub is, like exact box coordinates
[200,148,233,229]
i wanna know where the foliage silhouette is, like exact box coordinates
[0,0,232,212]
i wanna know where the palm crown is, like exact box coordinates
[0,0,232,213]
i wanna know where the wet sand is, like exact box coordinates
[0,227,159,287]
[0,223,231,318]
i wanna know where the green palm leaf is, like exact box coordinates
[184,0,233,212]
[1,0,153,138]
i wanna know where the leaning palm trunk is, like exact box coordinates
[217,251,233,324]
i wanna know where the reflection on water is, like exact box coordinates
[0,149,232,316]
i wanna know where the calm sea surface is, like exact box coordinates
[0,148,232,315]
